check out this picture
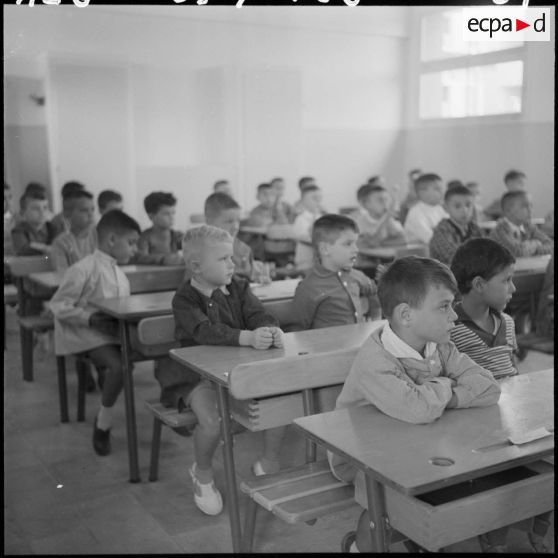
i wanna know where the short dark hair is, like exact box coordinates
[98,190,123,212]
[257,183,273,194]
[204,192,240,220]
[96,209,141,240]
[213,180,229,191]
[504,169,525,184]
[63,190,94,214]
[301,184,320,197]
[378,256,458,318]
[368,175,383,186]
[501,190,528,213]
[312,214,358,248]
[451,238,515,295]
[298,176,315,190]
[61,181,85,197]
[447,180,464,190]
[270,177,284,186]
[415,173,442,192]
[444,184,473,203]
[24,182,47,196]
[143,191,177,214]
[20,190,47,212]
[357,184,385,204]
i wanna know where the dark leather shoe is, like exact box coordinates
[93,417,111,456]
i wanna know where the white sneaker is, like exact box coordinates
[252,460,266,477]
[189,464,223,516]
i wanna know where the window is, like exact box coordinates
[419,9,524,120]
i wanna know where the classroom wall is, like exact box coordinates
[4,6,409,227]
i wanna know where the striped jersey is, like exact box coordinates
[450,303,517,380]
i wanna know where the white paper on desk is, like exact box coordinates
[508,427,552,445]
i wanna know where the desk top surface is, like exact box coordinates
[514,255,551,274]
[170,321,384,387]
[294,369,553,496]
[480,217,545,231]
[358,244,426,259]
[89,278,300,319]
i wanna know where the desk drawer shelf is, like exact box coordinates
[385,460,554,552]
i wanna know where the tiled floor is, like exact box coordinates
[3,306,554,554]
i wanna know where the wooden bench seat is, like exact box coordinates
[18,314,54,382]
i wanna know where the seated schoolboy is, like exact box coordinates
[489,191,552,257]
[429,184,483,265]
[213,179,233,198]
[291,214,381,330]
[4,182,16,256]
[330,256,501,552]
[50,190,97,270]
[403,173,448,245]
[50,181,86,235]
[159,225,284,514]
[49,210,141,456]
[465,181,485,223]
[11,190,57,256]
[451,238,552,552]
[204,192,267,282]
[398,168,421,225]
[270,177,296,224]
[483,169,526,221]
[135,191,183,265]
[246,183,289,227]
[97,190,123,215]
[292,184,325,271]
[350,184,406,250]
[293,176,318,216]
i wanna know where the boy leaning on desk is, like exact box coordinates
[328,256,503,553]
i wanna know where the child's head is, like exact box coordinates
[378,256,458,346]
[367,175,386,188]
[451,238,516,312]
[501,190,532,226]
[98,190,123,215]
[312,214,359,271]
[300,184,323,214]
[96,209,140,265]
[357,184,389,219]
[61,181,85,198]
[214,180,232,197]
[415,173,444,206]
[465,181,481,201]
[64,190,95,232]
[443,184,475,227]
[298,176,316,192]
[503,169,526,192]
[204,192,241,238]
[183,225,234,288]
[270,177,285,199]
[19,191,49,229]
[25,182,48,197]
[4,183,12,214]
[144,191,177,229]
[256,183,276,209]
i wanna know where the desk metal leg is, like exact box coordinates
[365,475,388,552]
[216,384,242,553]
[119,320,141,483]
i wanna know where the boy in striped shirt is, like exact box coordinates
[450,236,552,553]
[450,238,518,381]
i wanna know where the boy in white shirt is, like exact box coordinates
[291,184,324,270]
[404,173,448,245]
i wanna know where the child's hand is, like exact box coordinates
[162,253,183,266]
[269,327,284,348]
[251,327,274,350]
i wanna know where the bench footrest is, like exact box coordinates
[144,400,197,429]
[240,460,356,524]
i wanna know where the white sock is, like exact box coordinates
[97,405,113,431]
[349,541,360,553]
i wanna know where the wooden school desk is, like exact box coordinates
[358,243,428,261]
[294,369,554,552]
[169,322,382,552]
[479,217,546,234]
[89,278,301,485]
